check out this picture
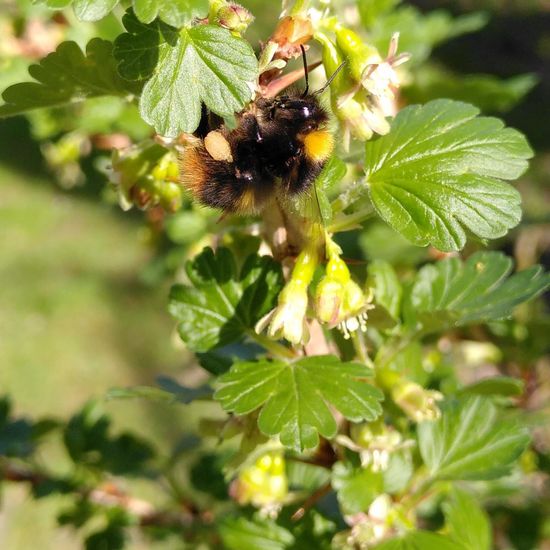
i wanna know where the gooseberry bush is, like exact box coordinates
[1,0,549,548]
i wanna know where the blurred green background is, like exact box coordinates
[0,0,549,548]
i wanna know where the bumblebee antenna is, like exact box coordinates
[300,45,309,98]
[313,59,347,95]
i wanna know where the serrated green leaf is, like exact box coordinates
[73,0,118,21]
[215,356,383,451]
[114,10,179,81]
[403,251,550,332]
[364,99,533,251]
[0,39,135,117]
[169,248,283,352]
[134,0,208,27]
[443,487,492,550]
[332,461,383,514]
[367,260,402,321]
[418,396,530,480]
[41,0,208,26]
[139,24,257,136]
[373,531,463,550]
[459,376,524,397]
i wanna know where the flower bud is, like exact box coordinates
[217,3,254,34]
[335,26,380,82]
[392,381,443,423]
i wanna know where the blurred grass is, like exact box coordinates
[0,160,198,549]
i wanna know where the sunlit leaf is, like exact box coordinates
[215,356,383,451]
[364,100,532,251]
[404,251,550,332]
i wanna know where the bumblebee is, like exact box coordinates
[179,51,341,213]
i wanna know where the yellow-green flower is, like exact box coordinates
[315,240,374,338]
[230,452,288,517]
[256,244,318,345]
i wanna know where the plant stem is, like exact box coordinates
[328,207,375,233]
[249,331,298,359]
[351,331,374,367]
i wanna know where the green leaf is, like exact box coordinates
[367,260,402,321]
[133,0,209,27]
[41,0,208,26]
[459,376,524,397]
[169,248,284,352]
[73,0,118,21]
[114,10,179,81]
[215,356,383,451]
[418,396,530,480]
[403,251,550,333]
[0,39,135,117]
[139,24,257,136]
[443,487,492,550]
[374,531,463,550]
[364,99,533,251]
[332,462,383,514]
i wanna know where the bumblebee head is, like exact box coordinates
[265,95,328,132]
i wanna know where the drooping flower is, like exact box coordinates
[318,28,410,148]
[337,422,412,472]
[230,451,288,517]
[315,239,374,339]
[256,244,318,345]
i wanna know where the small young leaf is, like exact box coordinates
[373,531,463,550]
[0,39,136,117]
[443,487,492,550]
[139,25,257,136]
[364,99,533,251]
[169,248,284,352]
[404,251,550,333]
[215,356,383,451]
[418,396,530,480]
[332,462,383,514]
